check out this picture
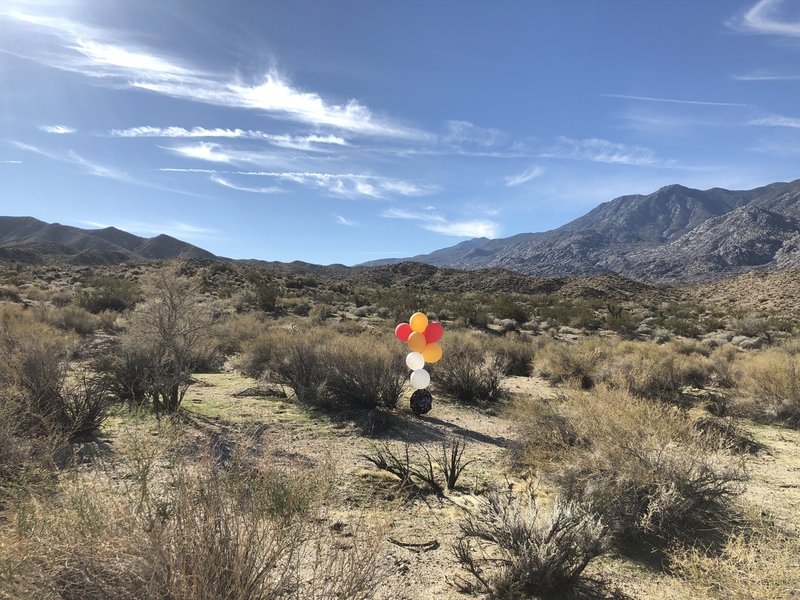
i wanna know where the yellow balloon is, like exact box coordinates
[407,331,427,353]
[409,312,428,333]
[422,342,442,364]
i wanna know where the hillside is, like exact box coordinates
[0,217,216,264]
[365,180,800,282]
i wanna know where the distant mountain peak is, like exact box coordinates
[0,217,217,265]
[363,179,800,282]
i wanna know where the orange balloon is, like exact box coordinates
[407,331,427,353]
[422,343,442,363]
[409,312,428,333]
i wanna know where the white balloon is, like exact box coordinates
[406,352,425,371]
[410,368,430,390]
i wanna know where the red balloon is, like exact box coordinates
[395,322,412,342]
[424,321,444,343]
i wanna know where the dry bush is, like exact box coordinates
[454,489,610,599]
[104,265,221,413]
[599,340,714,401]
[670,527,800,600]
[0,433,382,600]
[737,348,800,423]
[262,329,329,403]
[435,333,507,403]
[509,395,583,472]
[533,337,613,389]
[36,305,101,335]
[730,315,771,339]
[242,328,405,412]
[555,387,745,544]
[215,312,268,355]
[324,335,405,411]
[485,332,538,376]
[709,343,741,388]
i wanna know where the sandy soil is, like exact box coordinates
[178,372,800,600]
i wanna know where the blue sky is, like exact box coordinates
[2,1,800,264]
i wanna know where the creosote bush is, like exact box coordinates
[454,489,609,600]
[240,328,406,412]
[77,275,140,313]
[737,347,800,423]
[435,332,507,403]
[553,387,745,544]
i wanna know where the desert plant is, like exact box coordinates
[454,489,609,599]
[77,275,140,313]
[671,526,800,600]
[600,340,714,401]
[555,387,745,544]
[436,334,507,403]
[437,436,473,490]
[324,336,405,411]
[738,348,800,423]
[533,336,612,389]
[120,265,220,413]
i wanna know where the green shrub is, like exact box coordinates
[77,276,140,313]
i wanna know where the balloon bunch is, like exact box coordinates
[395,312,444,415]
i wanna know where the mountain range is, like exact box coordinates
[0,217,215,264]
[3,178,800,281]
[365,180,800,282]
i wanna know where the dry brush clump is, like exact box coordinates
[238,327,406,413]
[435,332,508,403]
[534,337,720,401]
[513,387,745,547]
[670,526,800,600]
[454,489,611,600]
[736,347,800,424]
[0,430,383,600]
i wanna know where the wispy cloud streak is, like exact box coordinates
[541,136,677,167]
[505,165,544,186]
[0,10,425,139]
[111,126,348,150]
[601,94,746,107]
[381,207,499,238]
[731,0,800,37]
[39,124,76,134]
[749,113,800,128]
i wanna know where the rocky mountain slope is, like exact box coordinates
[366,180,800,282]
[0,217,216,264]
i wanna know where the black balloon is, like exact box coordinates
[410,389,432,415]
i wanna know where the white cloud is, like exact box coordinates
[163,165,429,199]
[424,220,499,238]
[210,175,281,193]
[443,120,506,147]
[732,72,800,81]
[334,213,357,226]
[380,207,499,238]
[732,0,800,37]
[111,126,348,150]
[505,165,544,186]
[601,94,746,107]
[1,159,22,164]
[39,124,76,134]
[13,141,132,181]
[542,136,677,167]
[748,114,800,128]
[167,142,236,164]
[1,10,425,139]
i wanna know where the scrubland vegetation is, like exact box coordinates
[2,258,800,599]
